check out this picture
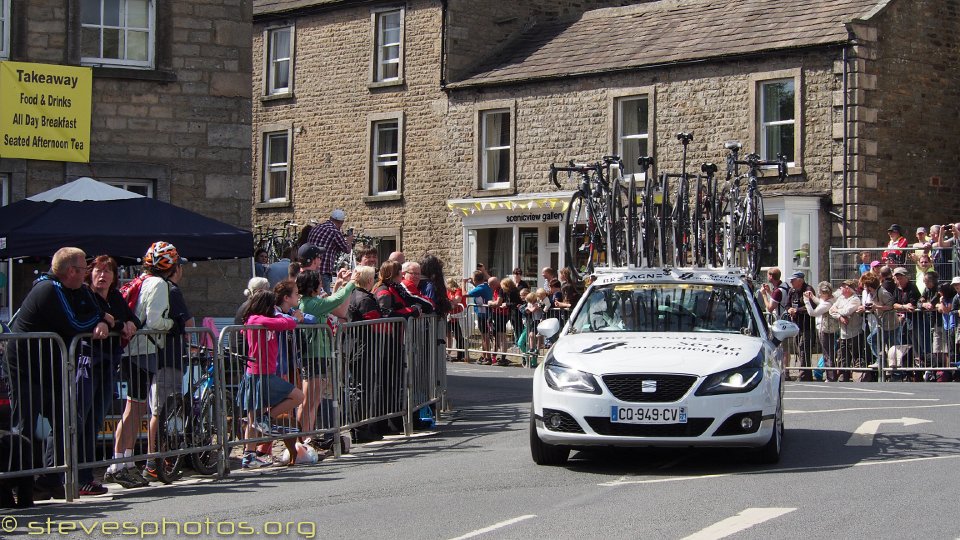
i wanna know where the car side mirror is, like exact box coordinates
[769,319,800,346]
[537,318,561,340]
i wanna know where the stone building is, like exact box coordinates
[252,0,960,285]
[1,0,252,318]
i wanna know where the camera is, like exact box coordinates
[945,224,954,231]
[346,227,354,236]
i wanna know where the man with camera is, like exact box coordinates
[307,209,355,294]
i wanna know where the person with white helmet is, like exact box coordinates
[105,241,187,488]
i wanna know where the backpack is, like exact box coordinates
[773,282,790,318]
[119,274,147,312]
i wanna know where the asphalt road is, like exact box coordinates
[4,365,959,539]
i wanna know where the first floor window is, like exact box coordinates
[266,26,292,95]
[759,78,795,163]
[263,131,289,202]
[372,119,399,194]
[617,96,649,176]
[373,9,402,82]
[81,0,155,68]
[481,109,511,188]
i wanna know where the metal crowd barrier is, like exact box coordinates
[773,308,958,383]
[0,317,450,502]
[829,246,957,288]
[454,298,569,367]
[0,332,72,500]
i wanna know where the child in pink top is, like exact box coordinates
[237,290,304,468]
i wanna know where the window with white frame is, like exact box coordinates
[105,179,153,197]
[262,131,290,202]
[0,173,8,206]
[373,8,402,83]
[371,119,399,195]
[81,0,155,68]
[0,0,10,60]
[266,26,293,96]
[481,109,511,189]
[616,96,650,175]
[759,78,795,164]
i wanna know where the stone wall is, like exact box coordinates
[3,0,253,319]
[859,0,960,243]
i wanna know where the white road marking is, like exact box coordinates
[448,515,537,540]
[846,417,932,446]
[785,398,937,401]
[598,455,960,486]
[680,508,796,540]
[787,384,915,395]
[787,403,960,414]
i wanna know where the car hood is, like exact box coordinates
[549,332,765,376]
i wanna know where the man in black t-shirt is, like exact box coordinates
[784,272,815,381]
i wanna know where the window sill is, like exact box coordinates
[91,67,177,82]
[368,78,405,90]
[757,165,804,180]
[255,200,292,210]
[471,187,516,198]
[363,193,402,203]
[261,92,295,102]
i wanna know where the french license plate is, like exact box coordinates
[610,405,687,424]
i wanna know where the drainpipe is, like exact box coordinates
[842,44,849,248]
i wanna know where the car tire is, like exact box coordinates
[756,395,783,465]
[529,410,569,466]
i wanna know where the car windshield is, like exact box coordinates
[568,283,759,336]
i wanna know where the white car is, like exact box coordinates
[530,267,799,466]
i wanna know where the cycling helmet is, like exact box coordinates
[143,241,180,271]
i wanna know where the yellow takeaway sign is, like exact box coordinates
[0,61,92,162]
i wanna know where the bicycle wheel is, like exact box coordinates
[672,180,690,268]
[626,176,641,267]
[715,189,734,268]
[157,394,188,483]
[188,390,233,476]
[743,191,765,278]
[611,178,631,267]
[564,191,594,280]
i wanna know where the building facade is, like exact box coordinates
[251,0,960,285]
[1,0,253,318]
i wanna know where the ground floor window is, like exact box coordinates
[464,221,564,287]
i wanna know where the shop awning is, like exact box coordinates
[447,192,574,216]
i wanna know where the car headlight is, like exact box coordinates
[695,353,764,396]
[544,355,601,394]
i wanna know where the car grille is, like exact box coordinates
[601,374,697,403]
[541,408,585,433]
[585,417,713,437]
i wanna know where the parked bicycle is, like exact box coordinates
[720,141,787,277]
[550,157,628,280]
[155,346,241,481]
[254,220,300,263]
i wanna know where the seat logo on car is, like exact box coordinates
[642,380,657,393]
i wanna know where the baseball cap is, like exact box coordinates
[888,224,902,233]
[869,260,881,268]
[298,243,323,263]
[916,227,927,234]
[892,267,909,276]
[951,277,960,286]
[789,271,805,280]
[330,209,346,221]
